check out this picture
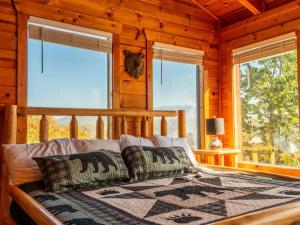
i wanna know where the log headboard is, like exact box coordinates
[0,104,186,223]
[3,105,186,144]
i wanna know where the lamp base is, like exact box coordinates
[208,137,223,150]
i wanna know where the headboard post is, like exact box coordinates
[1,105,17,223]
[178,110,186,138]
[3,105,17,144]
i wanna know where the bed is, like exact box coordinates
[1,105,300,225]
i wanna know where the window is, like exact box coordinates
[233,33,300,168]
[153,43,203,148]
[27,17,112,142]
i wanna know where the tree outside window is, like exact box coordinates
[239,50,300,167]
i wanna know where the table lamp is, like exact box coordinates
[206,118,225,150]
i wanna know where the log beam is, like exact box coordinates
[190,0,219,21]
[238,0,263,15]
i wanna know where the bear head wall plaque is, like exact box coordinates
[124,50,144,79]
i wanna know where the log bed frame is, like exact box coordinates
[1,104,300,225]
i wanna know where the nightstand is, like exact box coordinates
[193,149,241,168]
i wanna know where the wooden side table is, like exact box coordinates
[193,149,241,168]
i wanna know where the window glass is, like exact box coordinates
[28,40,109,108]
[239,50,300,167]
[153,59,200,147]
[27,25,111,143]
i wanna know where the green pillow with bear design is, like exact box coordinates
[121,145,194,181]
[33,150,129,192]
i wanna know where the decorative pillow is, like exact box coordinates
[33,150,129,192]
[122,145,194,180]
[2,138,78,185]
[120,134,154,150]
[153,135,198,166]
[72,138,121,153]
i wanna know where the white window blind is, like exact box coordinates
[153,42,204,65]
[233,32,296,64]
[28,17,112,53]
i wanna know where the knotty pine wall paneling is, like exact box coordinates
[119,25,147,136]
[0,0,17,107]
[0,0,219,145]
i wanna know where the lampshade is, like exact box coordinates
[206,118,225,135]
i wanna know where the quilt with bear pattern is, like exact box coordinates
[13,169,300,225]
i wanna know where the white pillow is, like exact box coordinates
[120,134,155,150]
[72,139,121,153]
[2,138,78,185]
[152,135,198,166]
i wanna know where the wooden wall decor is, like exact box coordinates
[123,50,144,79]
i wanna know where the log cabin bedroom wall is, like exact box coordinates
[0,0,220,146]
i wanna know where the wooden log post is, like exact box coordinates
[178,110,186,138]
[161,116,167,136]
[113,117,121,139]
[96,115,105,139]
[0,155,9,223]
[4,105,17,144]
[121,116,127,135]
[70,115,78,139]
[133,117,142,137]
[1,105,17,222]
[39,115,49,142]
[141,116,149,138]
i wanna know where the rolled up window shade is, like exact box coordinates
[153,42,204,65]
[233,32,296,64]
[28,22,112,53]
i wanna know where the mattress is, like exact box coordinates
[11,169,300,225]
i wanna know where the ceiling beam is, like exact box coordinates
[238,0,263,15]
[190,0,219,21]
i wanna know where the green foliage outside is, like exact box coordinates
[240,50,300,168]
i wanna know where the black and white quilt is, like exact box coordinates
[17,170,300,225]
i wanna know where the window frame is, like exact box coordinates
[152,58,203,148]
[23,16,113,141]
[27,16,113,109]
[233,36,300,168]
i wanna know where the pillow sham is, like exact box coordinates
[152,135,198,166]
[122,145,194,181]
[33,150,129,192]
[2,138,78,185]
[120,134,154,150]
[72,138,121,153]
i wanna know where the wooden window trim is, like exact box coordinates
[238,161,300,179]
[17,13,115,143]
[17,12,28,143]
[152,55,203,148]
[232,31,300,173]
[153,42,204,65]
[233,32,296,64]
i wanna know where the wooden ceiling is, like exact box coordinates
[165,0,294,27]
